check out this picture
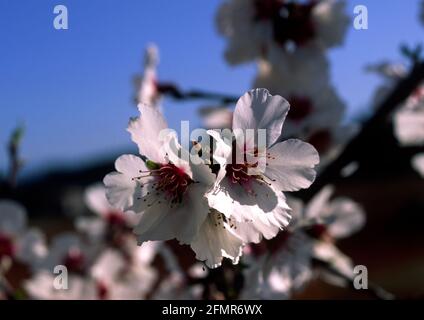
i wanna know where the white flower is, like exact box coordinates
[207,89,319,243]
[299,185,366,239]
[412,153,424,177]
[104,103,215,246]
[217,0,349,65]
[0,200,47,271]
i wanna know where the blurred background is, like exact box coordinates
[0,0,423,299]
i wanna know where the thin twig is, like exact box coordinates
[313,258,395,300]
[7,125,25,189]
[158,82,238,104]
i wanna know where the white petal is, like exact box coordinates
[326,198,366,238]
[103,155,149,213]
[233,89,290,147]
[16,228,48,270]
[91,249,125,282]
[412,153,424,177]
[115,154,148,177]
[75,217,107,242]
[207,179,291,242]
[394,108,424,146]
[304,185,334,222]
[127,103,169,162]
[313,241,354,286]
[84,183,113,216]
[191,210,244,268]
[265,139,319,192]
[135,183,209,245]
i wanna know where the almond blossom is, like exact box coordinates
[239,186,365,299]
[104,103,215,246]
[216,0,349,65]
[207,88,319,243]
[0,200,47,272]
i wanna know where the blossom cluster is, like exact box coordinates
[104,88,319,269]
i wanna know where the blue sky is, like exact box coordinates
[0,0,422,178]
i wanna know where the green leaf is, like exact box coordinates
[146,160,160,170]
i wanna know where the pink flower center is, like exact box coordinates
[0,233,15,260]
[106,211,126,227]
[226,163,255,185]
[62,248,85,273]
[225,144,275,192]
[135,162,193,205]
[287,95,314,121]
[154,163,193,203]
[254,0,317,47]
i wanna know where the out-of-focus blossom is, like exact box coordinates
[207,89,319,244]
[0,200,47,271]
[134,44,161,107]
[240,186,365,298]
[217,0,349,65]
[394,84,424,146]
[199,106,233,129]
[412,153,424,177]
[76,183,138,243]
[296,186,365,285]
[253,59,353,166]
[90,246,157,299]
[299,185,365,239]
[104,103,215,248]
[368,62,424,146]
[25,271,98,300]
[256,49,330,93]
[41,233,95,274]
[241,231,313,299]
[254,61,345,139]
[152,272,204,300]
